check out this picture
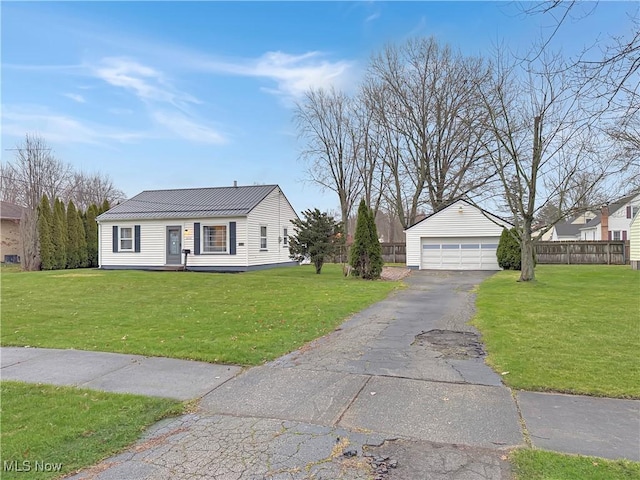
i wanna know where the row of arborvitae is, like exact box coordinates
[37,195,110,270]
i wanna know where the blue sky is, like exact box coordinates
[2,1,636,215]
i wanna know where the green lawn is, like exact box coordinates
[511,449,640,480]
[473,265,640,398]
[1,264,399,365]
[0,381,183,480]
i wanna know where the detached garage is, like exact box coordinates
[405,200,511,271]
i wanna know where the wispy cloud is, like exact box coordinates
[197,51,355,100]
[152,110,227,145]
[63,93,86,103]
[92,57,200,107]
[2,106,149,145]
[365,12,381,23]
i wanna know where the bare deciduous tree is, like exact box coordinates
[4,134,71,210]
[66,171,126,211]
[477,52,626,281]
[295,88,363,235]
[20,208,40,271]
[363,37,495,228]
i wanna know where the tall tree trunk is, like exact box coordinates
[519,220,536,282]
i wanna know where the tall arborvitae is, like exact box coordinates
[52,198,67,269]
[66,201,80,268]
[100,199,111,215]
[37,195,54,270]
[349,199,383,280]
[85,204,99,267]
[76,207,88,267]
[349,199,371,278]
[366,207,383,280]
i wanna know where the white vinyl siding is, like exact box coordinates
[246,187,298,267]
[405,200,508,270]
[99,218,247,268]
[630,214,640,262]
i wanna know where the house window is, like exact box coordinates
[120,227,133,251]
[283,228,288,246]
[260,226,267,250]
[613,231,621,241]
[203,225,227,253]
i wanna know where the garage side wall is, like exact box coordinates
[405,202,507,269]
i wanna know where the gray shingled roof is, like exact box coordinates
[1,201,26,220]
[97,185,278,221]
[554,221,582,238]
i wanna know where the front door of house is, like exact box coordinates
[166,226,182,265]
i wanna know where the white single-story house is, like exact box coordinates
[630,210,640,270]
[96,184,299,272]
[405,199,511,271]
[579,193,640,241]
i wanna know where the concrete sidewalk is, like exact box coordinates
[0,347,241,400]
[3,345,638,464]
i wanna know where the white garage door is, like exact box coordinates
[421,237,500,270]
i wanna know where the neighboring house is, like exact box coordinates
[548,211,598,241]
[405,199,511,271]
[579,193,640,241]
[0,201,26,263]
[96,184,299,272]
[630,211,640,270]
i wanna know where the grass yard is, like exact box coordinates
[1,264,399,365]
[474,265,639,398]
[0,381,183,480]
[511,449,640,480]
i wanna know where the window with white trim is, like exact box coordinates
[613,230,621,241]
[203,225,227,253]
[120,227,133,251]
[260,226,267,250]
[283,228,288,246]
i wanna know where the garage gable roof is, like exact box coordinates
[405,199,512,231]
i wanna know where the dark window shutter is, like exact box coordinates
[229,221,236,255]
[112,226,118,253]
[623,231,628,241]
[134,225,141,252]
[627,206,632,219]
[608,231,612,241]
[194,222,200,255]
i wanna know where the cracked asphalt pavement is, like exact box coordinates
[69,271,522,479]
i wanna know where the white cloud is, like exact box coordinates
[92,57,200,107]
[2,106,149,145]
[63,93,86,103]
[198,51,355,100]
[152,110,227,145]
[365,12,381,23]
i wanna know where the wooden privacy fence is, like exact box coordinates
[330,242,407,264]
[534,241,630,265]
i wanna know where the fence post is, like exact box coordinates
[607,242,611,265]
[567,243,570,265]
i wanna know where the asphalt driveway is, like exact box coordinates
[60,270,522,479]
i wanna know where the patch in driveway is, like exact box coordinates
[413,329,485,360]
